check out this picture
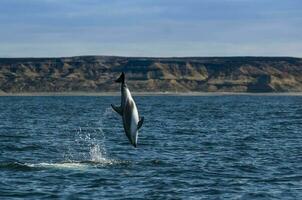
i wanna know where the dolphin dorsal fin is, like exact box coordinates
[111,104,123,116]
[137,117,144,130]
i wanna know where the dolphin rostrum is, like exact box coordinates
[111,72,144,147]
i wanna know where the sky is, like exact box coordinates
[0,0,301,57]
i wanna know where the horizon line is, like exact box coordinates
[0,55,301,59]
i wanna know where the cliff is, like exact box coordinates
[0,56,302,93]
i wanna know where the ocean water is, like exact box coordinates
[0,95,302,199]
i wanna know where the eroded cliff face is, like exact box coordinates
[0,56,302,93]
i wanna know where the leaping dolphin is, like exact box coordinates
[111,72,144,147]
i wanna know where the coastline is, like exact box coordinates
[1,91,302,96]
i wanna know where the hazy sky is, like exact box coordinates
[0,0,301,57]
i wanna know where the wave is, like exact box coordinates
[0,157,128,171]
[26,159,126,170]
[0,162,34,171]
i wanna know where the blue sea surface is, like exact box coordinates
[0,95,302,199]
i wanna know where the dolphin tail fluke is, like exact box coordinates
[115,72,125,83]
[111,104,123,116]
[137,117,144,130]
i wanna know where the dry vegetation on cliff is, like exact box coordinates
[0,56,302,93]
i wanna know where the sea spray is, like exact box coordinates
[63,107,114,163]
[89,144,106,162]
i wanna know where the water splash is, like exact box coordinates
[89,144,107,162]
[63,107,114,164]
[68,129,106,162]
[21,107,126,170]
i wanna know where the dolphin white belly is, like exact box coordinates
[123,88,140,146]
[126,88,139,143]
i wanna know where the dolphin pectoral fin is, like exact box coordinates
[111,104,123,116]
[137,117,144,130]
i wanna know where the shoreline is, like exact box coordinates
[1,92,302,96]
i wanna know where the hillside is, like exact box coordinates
[0,56,302,93]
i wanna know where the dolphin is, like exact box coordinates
[111,72,144,147]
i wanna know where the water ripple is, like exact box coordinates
[0,95,302,199]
